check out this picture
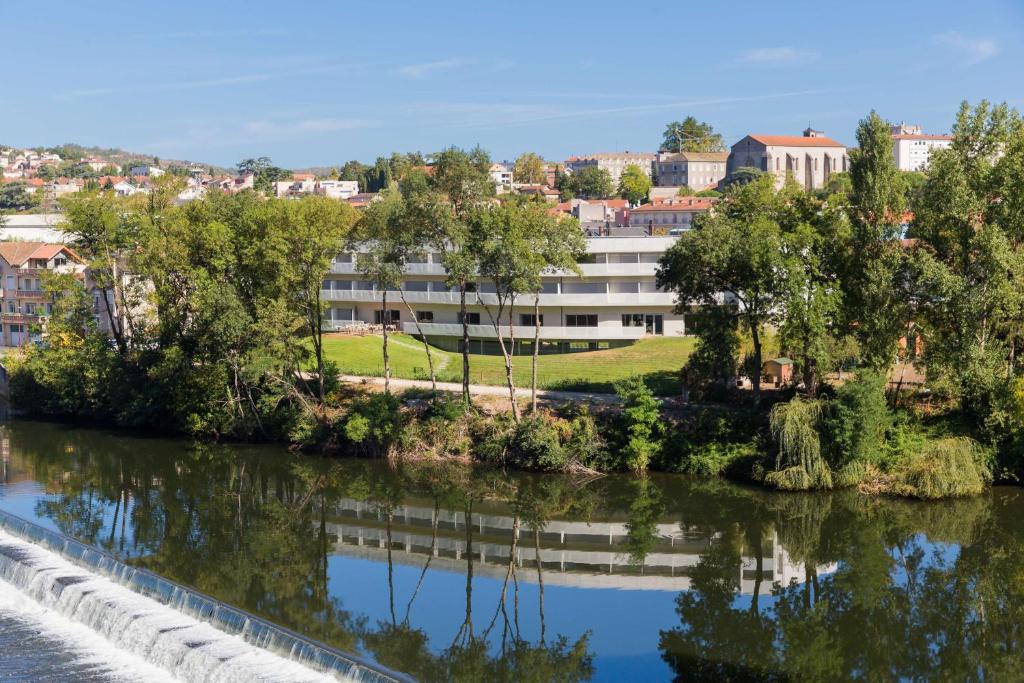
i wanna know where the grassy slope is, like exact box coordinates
[321,333,697,395]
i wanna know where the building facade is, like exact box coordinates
[628,197,717,233]
[728,129,848,190]
[321,235,694,352]
[564,152,655,186]
[890,123,952,172]
[0,243,85,347]
[653,151,729,189]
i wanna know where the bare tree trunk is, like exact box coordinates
[460,282,470,405]
[750,320,762,405]
[399,288,436,395]
[531,293,540,413]
[381,290,390,394]
[311,286,326,403]
[479,291,519,421]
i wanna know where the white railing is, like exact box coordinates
[322,289,676,307]
[401,322,647,340]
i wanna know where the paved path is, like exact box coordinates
[338,375,623,404]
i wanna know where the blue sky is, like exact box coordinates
[3,0,1022,168]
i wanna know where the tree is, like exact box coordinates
[565,167,613,200]
[843,111,910,371]
[524,209,584,411]
[430,146,494,403]
[236,157,291,194]
[282,196,358,403]
[59,191,141,355]
[470,202,547,420]
[618,164,652,205]
[355,191,407,395]
[661,117,725,153]
[0,182,35,210]
[513,153,546,184]
[909,101,1024,438]
[614,376,662,472]
[658,175,790,403]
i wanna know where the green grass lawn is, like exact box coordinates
[321,333,697,395]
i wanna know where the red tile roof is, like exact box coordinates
[631,197,717,213]
[0,242,83,267]
[746,135,845,148]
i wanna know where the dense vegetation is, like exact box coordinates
[8,102,1024,500]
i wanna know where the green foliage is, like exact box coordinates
[890,437,992,499]
[766,397,832,490]
[682,306,740,399]
[508,414,567,472]
[617,164,651,205]
[560,167,614,200]
[343,393,404,456]
[822,371,892,467]
[613,376,662,472]
[661,117,725,153]
[513,152,546,184]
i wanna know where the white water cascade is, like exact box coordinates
[0,513,411,683]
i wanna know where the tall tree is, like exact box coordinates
[618,164,652,205]
[844,111,910,370]
[909,101,1024,432]
[658,175,790,403]
[513,153,546,184]
[282,195,358,403]
[565,167,614,200]
[430,146,494,403]
[661,117,726,153]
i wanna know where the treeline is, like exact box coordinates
[655,101,1024,495]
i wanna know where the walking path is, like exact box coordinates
[338,375,623,405]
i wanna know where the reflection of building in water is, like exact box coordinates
[327,498,836,593]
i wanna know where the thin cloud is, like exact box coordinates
[55,63,361,101]
[734,46,819,66]
[931,31,998,64]
[150,28,288,39]
[397,59,473,78]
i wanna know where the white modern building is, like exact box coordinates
[728,129,848,190]
[321,235,694,352]
[565,152,656,186]
[890,123,952,172]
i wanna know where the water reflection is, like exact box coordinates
[0,421,1022,681]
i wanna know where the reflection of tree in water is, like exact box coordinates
[658,487,1024,682]
[13,425,595,683]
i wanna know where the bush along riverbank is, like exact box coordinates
[9,323,1001,501]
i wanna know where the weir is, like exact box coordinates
[0,509,412,683]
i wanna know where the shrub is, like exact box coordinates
[613,376,662,472]
[822,371,891,468]
[890,437,992,499]
[341,392,403,456]
[508,414,568,472]
[765,397,831,490]
[561,406,605,468]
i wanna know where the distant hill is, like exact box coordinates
[2,142,232,175]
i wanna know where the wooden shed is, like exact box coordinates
[763,358,794,387]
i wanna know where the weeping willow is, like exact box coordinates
[764,397,832,491]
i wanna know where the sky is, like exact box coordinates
[3,0,1023,169]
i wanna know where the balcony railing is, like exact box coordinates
[401,322,647,341]
[321,288,676,307]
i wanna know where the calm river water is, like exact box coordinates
[0,419,1022,682]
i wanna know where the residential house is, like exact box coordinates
[653,151,729,190]
[489,162,513,193]
[129,165,165,178]
[316,179,360,199]
[727,129,848,190]
[565,152,656,186]
[628,197,717,234]
[890,123,952,172]
[0,243,85,346]
[515,185,560,202]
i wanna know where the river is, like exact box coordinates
[0,419,1021,681]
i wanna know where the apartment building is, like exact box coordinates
[0,243,85,346]
[890,123,952,171]
[564,152,655,186]
[628,197,717,234]
[728,129,848,190]
[653,151,729,190]
[321,235,694,353]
